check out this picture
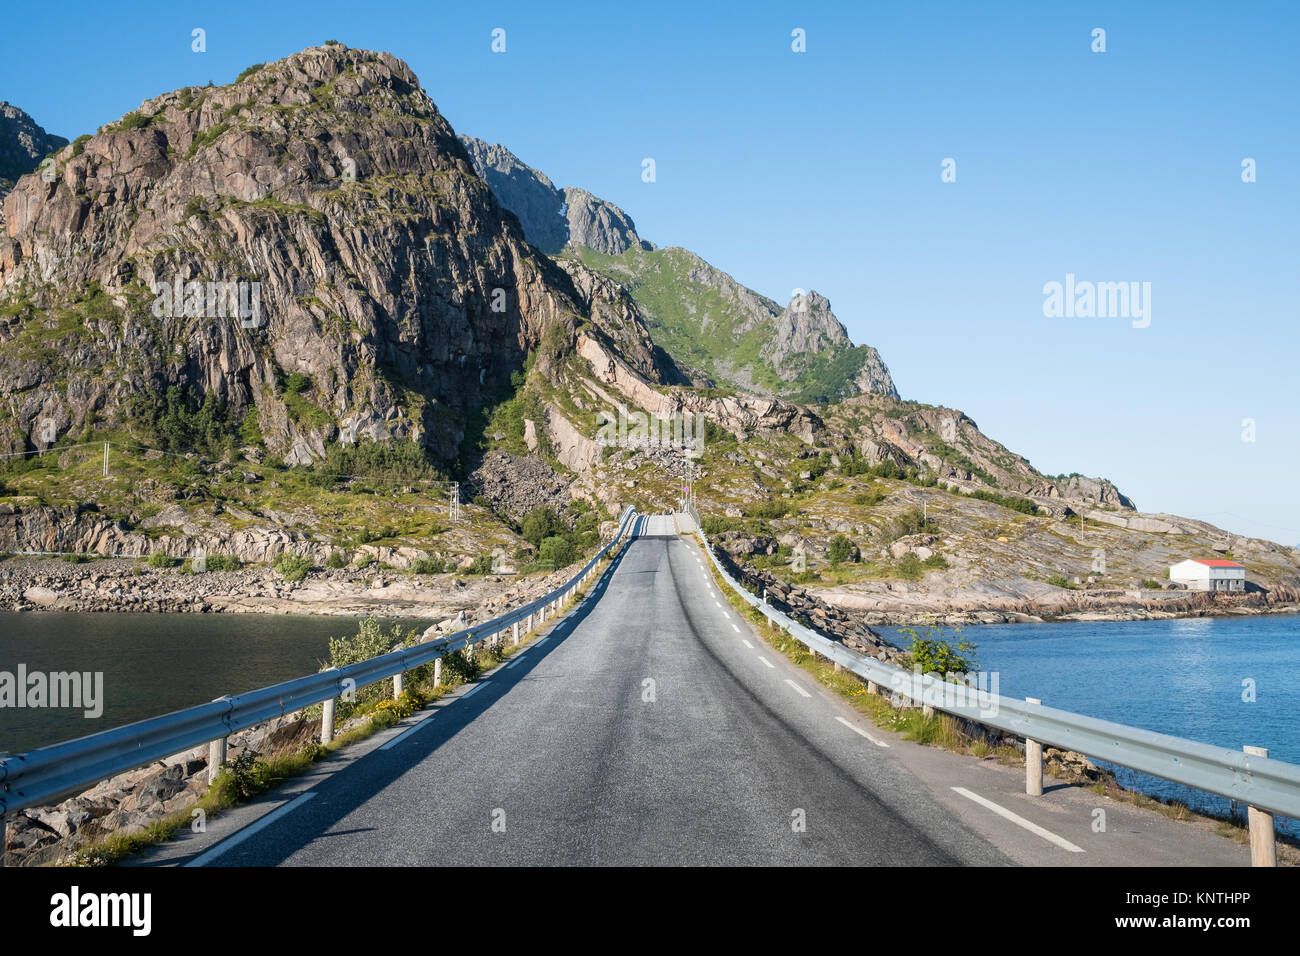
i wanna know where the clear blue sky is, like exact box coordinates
[3,1,1297,543]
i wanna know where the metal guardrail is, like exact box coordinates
[0,507,640,819]
[694,522,1300,824]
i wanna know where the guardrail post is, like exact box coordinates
[433,657,442,687]
[526,612,533,632]
[866,680,878,695]
[1025,697,1043,796]
[393,671,403,698]
[321,696,336,744]
[1,814,6,868]
[513,621,520,646]
[1244,746,1276,867]
[207,736,227,786]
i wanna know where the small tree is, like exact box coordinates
[827,535,856,565]
[902,627,978,676]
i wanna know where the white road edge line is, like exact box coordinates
[784,679,812,698]
[950,787,1085,853]
[834,715,889,748]
[757,656,775,669]
[379,712,439,751]
[185,792,318,866]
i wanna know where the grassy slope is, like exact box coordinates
[576,245,874,403]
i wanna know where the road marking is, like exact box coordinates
[722,612,731,620]
[784,679,812,698]
[731,623,741,633]
[742,639,754,649]
[504,656,525,670]
[950,787,1085,853]
[184,792,318,866]
[459,681,488,700]
[534,637,549,647]
[757,656,775,669]
[379,712,439,750]
[835,715,889,748]
[714,601,723,609]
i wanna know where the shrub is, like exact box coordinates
[325,550,348,569]
[236,62,265,83]
[922,553,949,570]
[439,648,481,684]
[538,535,575,570]
[889,508,936,539]
[223,748,271,801]
[322,616,416,718]
[205,554,242,572]
[903,628,977,676]
[118,111,150,131]
[70,133,91,157]
[827,535,856,565]
[1141,579,1162,589]
[411,556,447,574]
[146,552,179,569]
[62,553,89,564]
[852,486,883,506]
[896,554,922,579]
[520,506,563,548]
[324,39,340,45]
[274,553,313,581]
[1046,573,1072,589]
[466,553,495,575]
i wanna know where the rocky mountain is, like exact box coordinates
[458,135,653,257]
[0,102,68,227]
[0,45,668,467]
[2,42,1292,623]
[458,136,891,404]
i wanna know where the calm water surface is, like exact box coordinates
[0,612,431,752]
[877,615,1300,833]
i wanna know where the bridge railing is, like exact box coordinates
[0,507,640,838]
[692,519,1299,866]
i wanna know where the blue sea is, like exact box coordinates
[876,614,1300,835]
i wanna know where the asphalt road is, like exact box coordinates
[177,514,1011,866]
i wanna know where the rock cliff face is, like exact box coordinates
[456,137,895,404]
[456,135,568,254]
[0,102,68,227]
[457,136,653,256]
[0,47,662,465]
[560,186,650,256]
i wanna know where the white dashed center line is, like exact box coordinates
[835,715,890,748]
[950,787,1085,852]
[731,623,741,633]
[741,639,754,649]
[784,679,811,698]
[757,656,775,669]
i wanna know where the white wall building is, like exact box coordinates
[1169,559,1246,592]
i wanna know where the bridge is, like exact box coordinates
[2,511,1296,866]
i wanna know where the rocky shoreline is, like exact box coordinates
[0,554,581,621]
